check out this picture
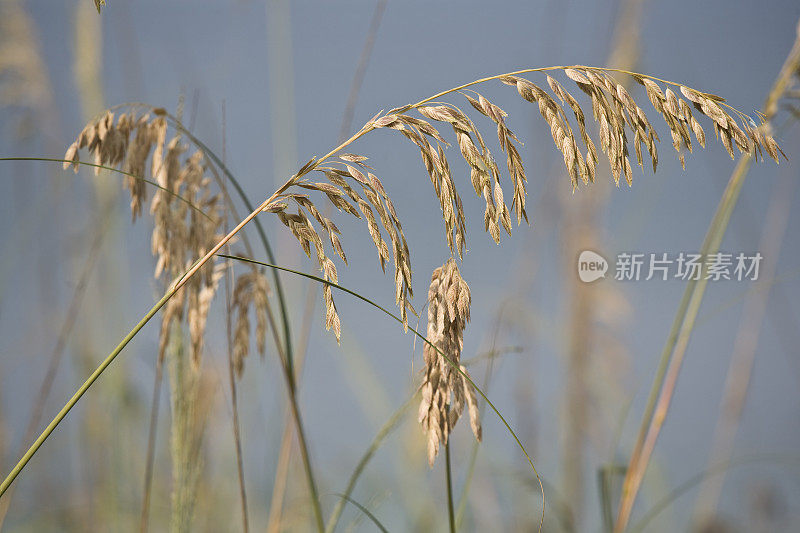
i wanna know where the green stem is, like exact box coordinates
[445,437,456,533]
[455,314,505,528]
[615,30,800,530]
[0,157,209,219]
[163,116,296,381]
[219,254,546,530]
[330,493,389,533]
[256,269,324,532]
[0,290,173,497]
[282,364,324,531]
[615,155,751,531]
[274,328,325,532]
[325,391,418,533]
[1,175,284,498]
[139,353,164,533]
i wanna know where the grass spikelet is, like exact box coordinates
[65,111,234,368]
[418,259,481,467]
[5,66,783,523]
[73,66,776,352]
[50,66,782,386]
[232,269,270,377]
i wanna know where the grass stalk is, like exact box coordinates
[221,103,250,533]
[5,62,755,524]
[0,213,107,528]
[225,260,250,533]
[265,415,295,533]
[325,390,418,533]
[258,275,325,532]
[330,493,389,533]
[445,435,456,533]
[219,254,546,530]
[615,153,750,533]
[0,289,173,498]
[226,316,249,532]
[270,6,388,526]
[614,27,800,531]
[167,323,208,533]
[139,350,164,533]
[455,312,505,528]
[338,0,387,142]
[690,172,795,525]
[167,326,189,532]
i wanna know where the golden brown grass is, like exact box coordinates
[62,67,781,368]
[0,58,786,533]
[54,66,781,529]
[418,259,481,467]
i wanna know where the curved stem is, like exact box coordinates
[614,31,800,531]
[455,312,505,528]
[396,65,751,117]
[0,289,172,497]
[162,114,297,380]
[259,291,325,532]
[8,61,734,518]
[329,493,389,533]
[615,156,751,532]
[445,435,456,533]
[139,352,164,533]
[0,177,285,498]
[325,390,418,533]
[219,254,546,530]
[0,157,210,219]
[0,215,108,528]
[224,258,250,533]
